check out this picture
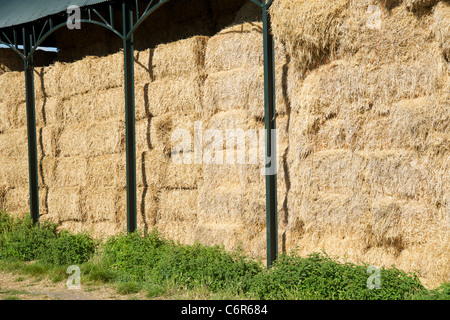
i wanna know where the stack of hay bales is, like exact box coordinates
[134,36,208,243]
[199,18,291,257]
[270,0,449,287]
[1,0,448,287]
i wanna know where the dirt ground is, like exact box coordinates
[0,270,148,300]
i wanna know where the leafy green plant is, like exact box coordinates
[150,243,262,293]
[249,251,426,300]
[101,229,170,281]
[39,230,98,265]
[0,215,57,261]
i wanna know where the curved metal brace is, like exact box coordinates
[126,0,170,40]
[0,40,26,60]
[249,0,263,8]
[26,19,123,60]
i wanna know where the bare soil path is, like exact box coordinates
[0,270,147,300]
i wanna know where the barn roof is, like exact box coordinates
[0,0,109,29]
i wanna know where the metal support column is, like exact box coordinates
[123,0,137,233]
[22,26,39,224]
[262,2,277,268]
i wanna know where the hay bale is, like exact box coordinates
[194,222,246,250]
[43,52,124,98]
[156,189,198,222]
[205,23,263,74]
[3,186,47,216]
[47,187,83,223]
[55,119,125,158]
[0,156,29,186]
[434,1,450,61]
[0,96,60,130]
[269,0,349,73]
[135,75,203,117]
[59,87,124,125]
[0,128,28,158]
[137,185,159,230]
[203,68,256,114]
[86,119,125,156]
[56,124,87,157]
[142,36,208,81]
[86,153,126,188]
[0,71,25,104]
[149,113,198,155]
[51,156,88,187]
[155,189,198,244]
[203,65,288,117]
[82,186,126,223]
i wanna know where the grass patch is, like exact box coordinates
[0,211,448,300]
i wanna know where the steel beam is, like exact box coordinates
[22,26,39,225]
[262,2,277,268]
[123,0,137,233]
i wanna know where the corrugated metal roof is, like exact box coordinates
[0,0,111,29]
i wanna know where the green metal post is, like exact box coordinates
[262,2,277,268]
[123,0,137,233]
[22,26,39,224]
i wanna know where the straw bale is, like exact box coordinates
[86,119,125,157]
[269,0,349,73]
[59,87,124,125]
[198,186,246,225]
[135,119,152,152]
[39,156,57,185]
[163,161,203,190]
[149,113,197,154]
[434,1,450,61]
[137,150,167,188]
[0,96,60,130]
[0,156,28,187]
[135,75,203,117]
[205,22,287,72]
[0,71,25,104]
[137,185,159,230]
[387,97,449,154]
[82,186,126,223]
[86,153,126,188]
[155,220,197,245]
[0,128,28,158]
[297,54,445,116]
[43,52,124,98]
[47,187,83,222]
[205,23,264,74]
[56,123,88,157]
[0,101,15,131]
[194,222,246,250]
[51,156,88,188]
[203,67,257,115]
[157,189,198,223]
[3,186,47,216]
[143,36,209,81]
[203,66,289,117]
